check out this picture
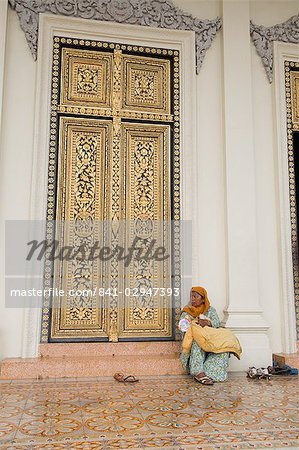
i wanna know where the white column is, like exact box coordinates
[222,0,271,370]
[0,0,8,132]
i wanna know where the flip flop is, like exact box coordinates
[113,372,139,383]
[247,367,258,379]
[194,375,214,385]
[257,368,271,380]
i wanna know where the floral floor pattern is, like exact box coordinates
[0,373,298,449]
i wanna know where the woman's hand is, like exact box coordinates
[196,318,211,327]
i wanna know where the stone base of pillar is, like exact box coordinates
[223,310,272,371]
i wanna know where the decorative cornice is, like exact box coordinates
[9,0,222,74]
[250,14,299,83]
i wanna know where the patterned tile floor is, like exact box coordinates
[0,373,298,449]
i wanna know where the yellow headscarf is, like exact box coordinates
[182,286,211,318]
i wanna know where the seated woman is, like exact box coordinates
[178,286,229,385]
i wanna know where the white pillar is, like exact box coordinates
[222,0,271,370]
[0,0,8,133]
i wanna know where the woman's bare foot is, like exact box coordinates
[194,372,214,385]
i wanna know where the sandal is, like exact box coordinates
[257,367,271,380]
[113,372,139,383]
[247,367,258,379]
[194,375,214,385]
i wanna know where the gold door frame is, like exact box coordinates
[41,37,181,343]
[285,61,299,336]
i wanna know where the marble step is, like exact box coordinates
[39,341,181,357]
[0,342,184,380]
[0,354,184,380]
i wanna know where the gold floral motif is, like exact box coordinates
[133,70,155,100]
[123,55,171,114]
[291,70,299,129]
[61,48,113,108]
[76,66,98,94]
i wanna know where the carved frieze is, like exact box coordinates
[9,0,221,74]
[251,14,299,82]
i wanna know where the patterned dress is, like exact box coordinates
[179,307,229,382]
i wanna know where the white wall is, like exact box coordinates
[175,0,226,317]
[0,7,36,359]
[0,0,298,359]
[250,0,299,25]
[250,0,299,352]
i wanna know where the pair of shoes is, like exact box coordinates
[247,367,271,380]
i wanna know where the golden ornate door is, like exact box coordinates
[42,37,180,343]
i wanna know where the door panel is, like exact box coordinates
[118,123,172,339]
[51,117,112,340]
[122,54,171,116]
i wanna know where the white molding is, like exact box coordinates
[273,41,298,354]
[21,13,53,358]
[21,14,197,356]
[0,0,8,136]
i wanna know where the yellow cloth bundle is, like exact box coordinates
[182,322,242,359]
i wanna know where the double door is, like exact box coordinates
[46,37,180,342]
